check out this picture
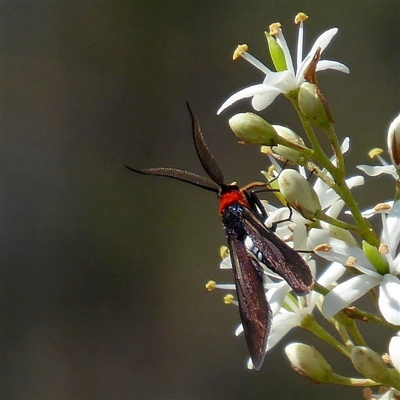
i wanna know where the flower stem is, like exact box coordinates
[288,92,380,246]
[324,123,346,173]
[343,306,400,330]
[328,374,380,387]
[347,322,368,347]
[314,210,359,232]
[301,314,351,358]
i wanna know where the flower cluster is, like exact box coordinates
[206,12,400,398]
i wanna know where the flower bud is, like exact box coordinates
[387,113,400,169]
[229,113,278,145]
[278,169,321,220]
[362,240,389,275]
[298,82,332,128]
[351,346,389,383]
[261,125,305,164]
[285,343,333,383]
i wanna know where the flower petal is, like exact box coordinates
[267,281,291,315]
[340,137,350,154]
[309,231,378,275]
[385,200,400,254]
[317,262,346,288]
[318,188,341,210]
[324,199,345,219]
[379,274,400,325]
[310,28,339,55]
[357,164,399,179]
[251,88,283,111]
[346,175,365,189]
[217,84,278,114]
[322,275,381,318]
[361,202,394,219]
[389,335,400,373]
[316,60,350,74]
[296,28,339,80]
[266,312,301,351]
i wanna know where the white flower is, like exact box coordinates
[312,200,400,325]
[217,17,349,114]
[266,262,345,350]
[358,114,400,180]
[360,202,394,219]
[357,151,399,180]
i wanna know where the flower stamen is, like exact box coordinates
[224,294,235,305]
[294,12,308,24]
[205,280,216,291]
[233,44,248,60]
[374,203,392,213]
[369,148,384,159]
[269,22,281,36]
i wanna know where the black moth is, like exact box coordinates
[126,104,314,370]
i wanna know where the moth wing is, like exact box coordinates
[227,233,272,370]
[242,208,314,295]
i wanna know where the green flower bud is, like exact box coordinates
[261,125,305,164]
[351,346,389,383]
[229,113,278,145]
[298,82,333,128]
[362,241,389,275]
[285,343,333,383]
[278,169,321,220]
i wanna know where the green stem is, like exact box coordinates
[289,95,337,176]
[343,306,400,330]
[347,322,368,347]
[314,210,359,232]
[333,320,354,349]
[328,374,380,387]
[288,92,380,246]
[331,181,380,246]
[301,315,351,358]
[324,123,346,173]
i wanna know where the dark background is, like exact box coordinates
[2,1,399,399]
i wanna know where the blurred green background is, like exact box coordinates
[3,1,399,399]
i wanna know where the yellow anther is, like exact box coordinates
[224,294,234,304]
[269,22,281,36]
[267,164,276,176]
[233,44,248,60]
[346,256,357,267]
[295,12,308,24]
[314,243,332,252]
[379,244,389,255]
[374,202,392,212]
[220,246,229,259]
[205,280,216,291]
[368,148,384,159]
